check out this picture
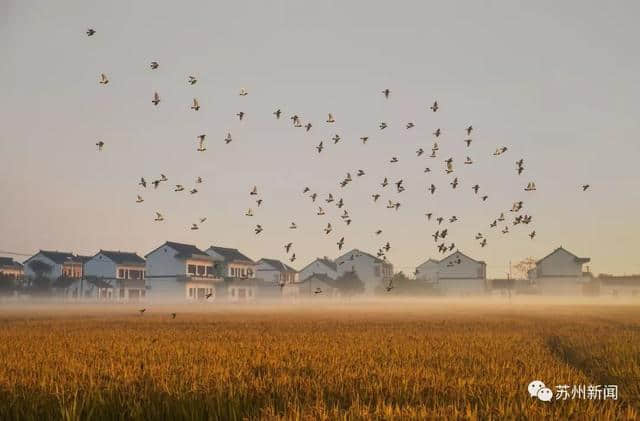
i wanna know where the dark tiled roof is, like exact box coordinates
[147,241,212,260]
[98,250,145,266]
[258,258,297,273]
[208,246,254,263]
[75,255,93,264]
[0,257,22,268]
[337,249,386,264]
[38,250,77,265]
[536,246,589,265]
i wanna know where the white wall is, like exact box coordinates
[416,260,439,282]
[146,246,185,278]
[335,250,387,294]
[438,252,485,279]
[84,253,117,278]
[537,248,583,277]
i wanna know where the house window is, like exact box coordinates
[188,265,196,275]
[206,266,213,276]
[241,268,246,278]
[197,265,205,276]
[247,269,253,277]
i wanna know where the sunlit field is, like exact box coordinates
[0,300,638,420]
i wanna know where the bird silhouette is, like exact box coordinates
[86,28,96,36]
[174,185,184,192]
[96,141,104,151]
[360,136,369,144]
[433,128,441,137]
[382,88,391,98]
[191,98,200,111]
[464,139,472,147]
[138,309,146,315]
[99,73,109,84]
[289,222,297,229]
[582,184,590,191]
[254,224,263,235]
[406,122,415,129]
[154,212,164,222]
[305,123,312,132]
[239,88,248,96]
[529,230,536,239]
[171,313,176,319]
[284,242,293,253]
[245,208,253,216]
[273,109,282,119]
[466,125,473,135]
[324,223,332,234]
[190,224,199,230]
[225,133,232,144]
[316,141,324,153]
[150,61,159,69]
[188,76,197,85]
[152,92,160,106]
[430,101,439,112]
[326,113,335,123]
[136,195,144,203]
[139,177,147,188]
[337,237,345,250]
[379,122,387,130]
[237,111,245,121]
[390,157,398,163]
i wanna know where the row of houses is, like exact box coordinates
[1,243,638,300]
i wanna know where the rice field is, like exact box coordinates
[0,300,638,420]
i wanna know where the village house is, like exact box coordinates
[0,257,24,281]
[528,246,591,295]
[415,251,487,296]
[284,273,341,300]
[334,249,393,294]
[23,250,85,281]
[145,241,221,302]
[596,274,640,297]
[255,258,298,285]
[299,257,338,281]
[206,246,256,279]
[79,250,147,302]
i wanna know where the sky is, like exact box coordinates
[1,1,639,278]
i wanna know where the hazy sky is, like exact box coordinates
[1,1,639,278]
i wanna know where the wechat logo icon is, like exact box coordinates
[529,380,553,402]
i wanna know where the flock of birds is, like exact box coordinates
[86,27,592,279]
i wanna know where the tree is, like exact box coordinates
[513,257,536,280]
[335,270,365,296]
[28,260,53,294]
[0,273,17,296]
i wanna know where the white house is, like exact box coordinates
[528,246,591,295]
[299,257,338,281]
[23,250,84,281]
[255,258,298,285]
[415,251,487,296]
[206,246,256,279]
[285,273,341,300]
[145,241,221,302]
[335,249,393,294]
[81,250,147,302]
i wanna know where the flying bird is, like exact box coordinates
[188,76,197,85]
[430,101,439,112]
[95,141,104,151]
[150,61,159,69]
[382,88,391,98]
[99,73,109,84]
[152,92,160,106]
[154,212,164,222]
[239,88,248,96]
[582,184,590,191]
[273,109,282,119]
[86,28,96,36]
[326,113,335,123]
[191,98,200,111]
[254,224,263,235]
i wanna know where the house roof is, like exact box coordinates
[301,257,338,273]
[536,246,590,265]
[146,241,212,261]
[440,250,486,265]
[258,258,297,273]
[208,246,254,264]
[97,250,145,266]
[337,249,387,264]
[29,250,77,265]
[0,257,23,268]
[416,258,440,268]
[75,255,93,264]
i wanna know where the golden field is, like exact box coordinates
[0,299,638,420]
